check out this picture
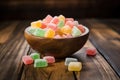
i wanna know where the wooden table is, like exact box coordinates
[0,19,120,80]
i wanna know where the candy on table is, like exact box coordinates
[34,59,48,67]
[47,23,58,31]
[43,56,55,63]
[32,28,46,37]
[50,16,59,24]
[60,25,72,35]
[57,20,64,28]
[68,62,82,71]
[31,20,42,28]
[43,15,53,23]
[58,15,65,21]
[65,21,74,28]
[86,48,97,56]
[30,53,40,60]
[65,57,78,66]
[77,24,85,33]
[72,26,82,37]
[22,55,33,65]
[45,29,55,38]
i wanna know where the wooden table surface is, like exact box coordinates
[0,19,120,80]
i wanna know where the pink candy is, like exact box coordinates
[86,48,97,56]
[22,56,33,65]
[43,56,55,63]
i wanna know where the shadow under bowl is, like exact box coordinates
[24,26,89,59]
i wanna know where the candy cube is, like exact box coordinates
[60,25,72,35]
[68,62,82,71]
[22,56,33,65]
[47,23,58,31]
[31,20,42,28]
[28,27,37,34]
[72,26,82,37]
[45,29,55,38]
[41,22,47,29]
[86,48,96,56]
[58,15,65,22]
[50,16,59,24]
[32,28,46,37]
[65,58,78,66]
[43,15,53,23]
[65,21,74,28]
[30,53,40,60]
[43,56,55,63]
[74,21,79,26]
[77,24,85,33]
[65,18,74,22]
[57,20,64,28]
[34,59,48,67]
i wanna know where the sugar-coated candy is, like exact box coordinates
[57,20,64,28]
[58,15,65,22]
[86,48,96,56]
[45,29,55,38]
[77,25,85,33]
[60,25,72,35]
[72,26,82,37]
[31,20,42,28]
[74,21,79,26]
[41,22,47,29]
[50,16,59,24]
[28,27,37,34]
[43,56,55,63]
[32,28,46,37]
[47,23,58,31]
[34,59,48,67]
[22,56,33,65]
[30,53,40,60]
[43,15,53,23]
[65,18,74,22]
[65,58,78,66]
[65,21,74,28]
[68,62,82,71]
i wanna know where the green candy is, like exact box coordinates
[72,26,81,37]
[57,20,64,28]
[28,27,37,33]
[34,59,48,67]
[30,53,40,60]
[32,28,46,37]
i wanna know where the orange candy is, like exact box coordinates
[60,25,72,35]
[45,29,55,38]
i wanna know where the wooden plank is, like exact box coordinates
[0,21,31,80]
[82,19,120,77]
[73,41,120,80]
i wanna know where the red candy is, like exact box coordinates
[77,24,85,33]
[22,56,33,65]
[50,16,59,24]
[65,21,74,28]
[47,23,58,31]
[43,15,53,23]
[43,56,55,63]
[86,48,97,56]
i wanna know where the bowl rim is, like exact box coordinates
[25,26,89,40]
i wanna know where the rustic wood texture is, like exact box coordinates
[80,19,120,77]
[0,20,119,80]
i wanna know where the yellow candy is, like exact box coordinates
[60,25,72,35]
[45,29,55,38]
[58,15,65,22]
[31,20,42,28]
[68,62,82,71]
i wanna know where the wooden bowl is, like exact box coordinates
[24,26,89,58]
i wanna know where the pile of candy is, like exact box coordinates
[22,53,55,67]
[28,15,85,38]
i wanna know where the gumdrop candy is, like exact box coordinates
[45,29,55,38]
[32,28,46,37]
[68,62,82,71]
[43,15,53,23]
[30,53,40,60]
[50,16,59,24]
[72,26,82,37]
[60,25,72,35]
[58,15,65,22]
[65,58,78,66]
[43,56,55,63]
[31,20,42,28]
[65,21,74,28]
[22,55,33,65]
[57,20,64,28]
[86,48,96,56]
[77,24,85,33]
[47,23,58,31]
[74,21,79,26]
[65,18,74,22]
[34,59,48,67]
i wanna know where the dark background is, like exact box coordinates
[0,0,120,20]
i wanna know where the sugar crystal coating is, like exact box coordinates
[34,59,48,67]
[65,58,78,66]
[68,62,82,71]
[30,53,40,60]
